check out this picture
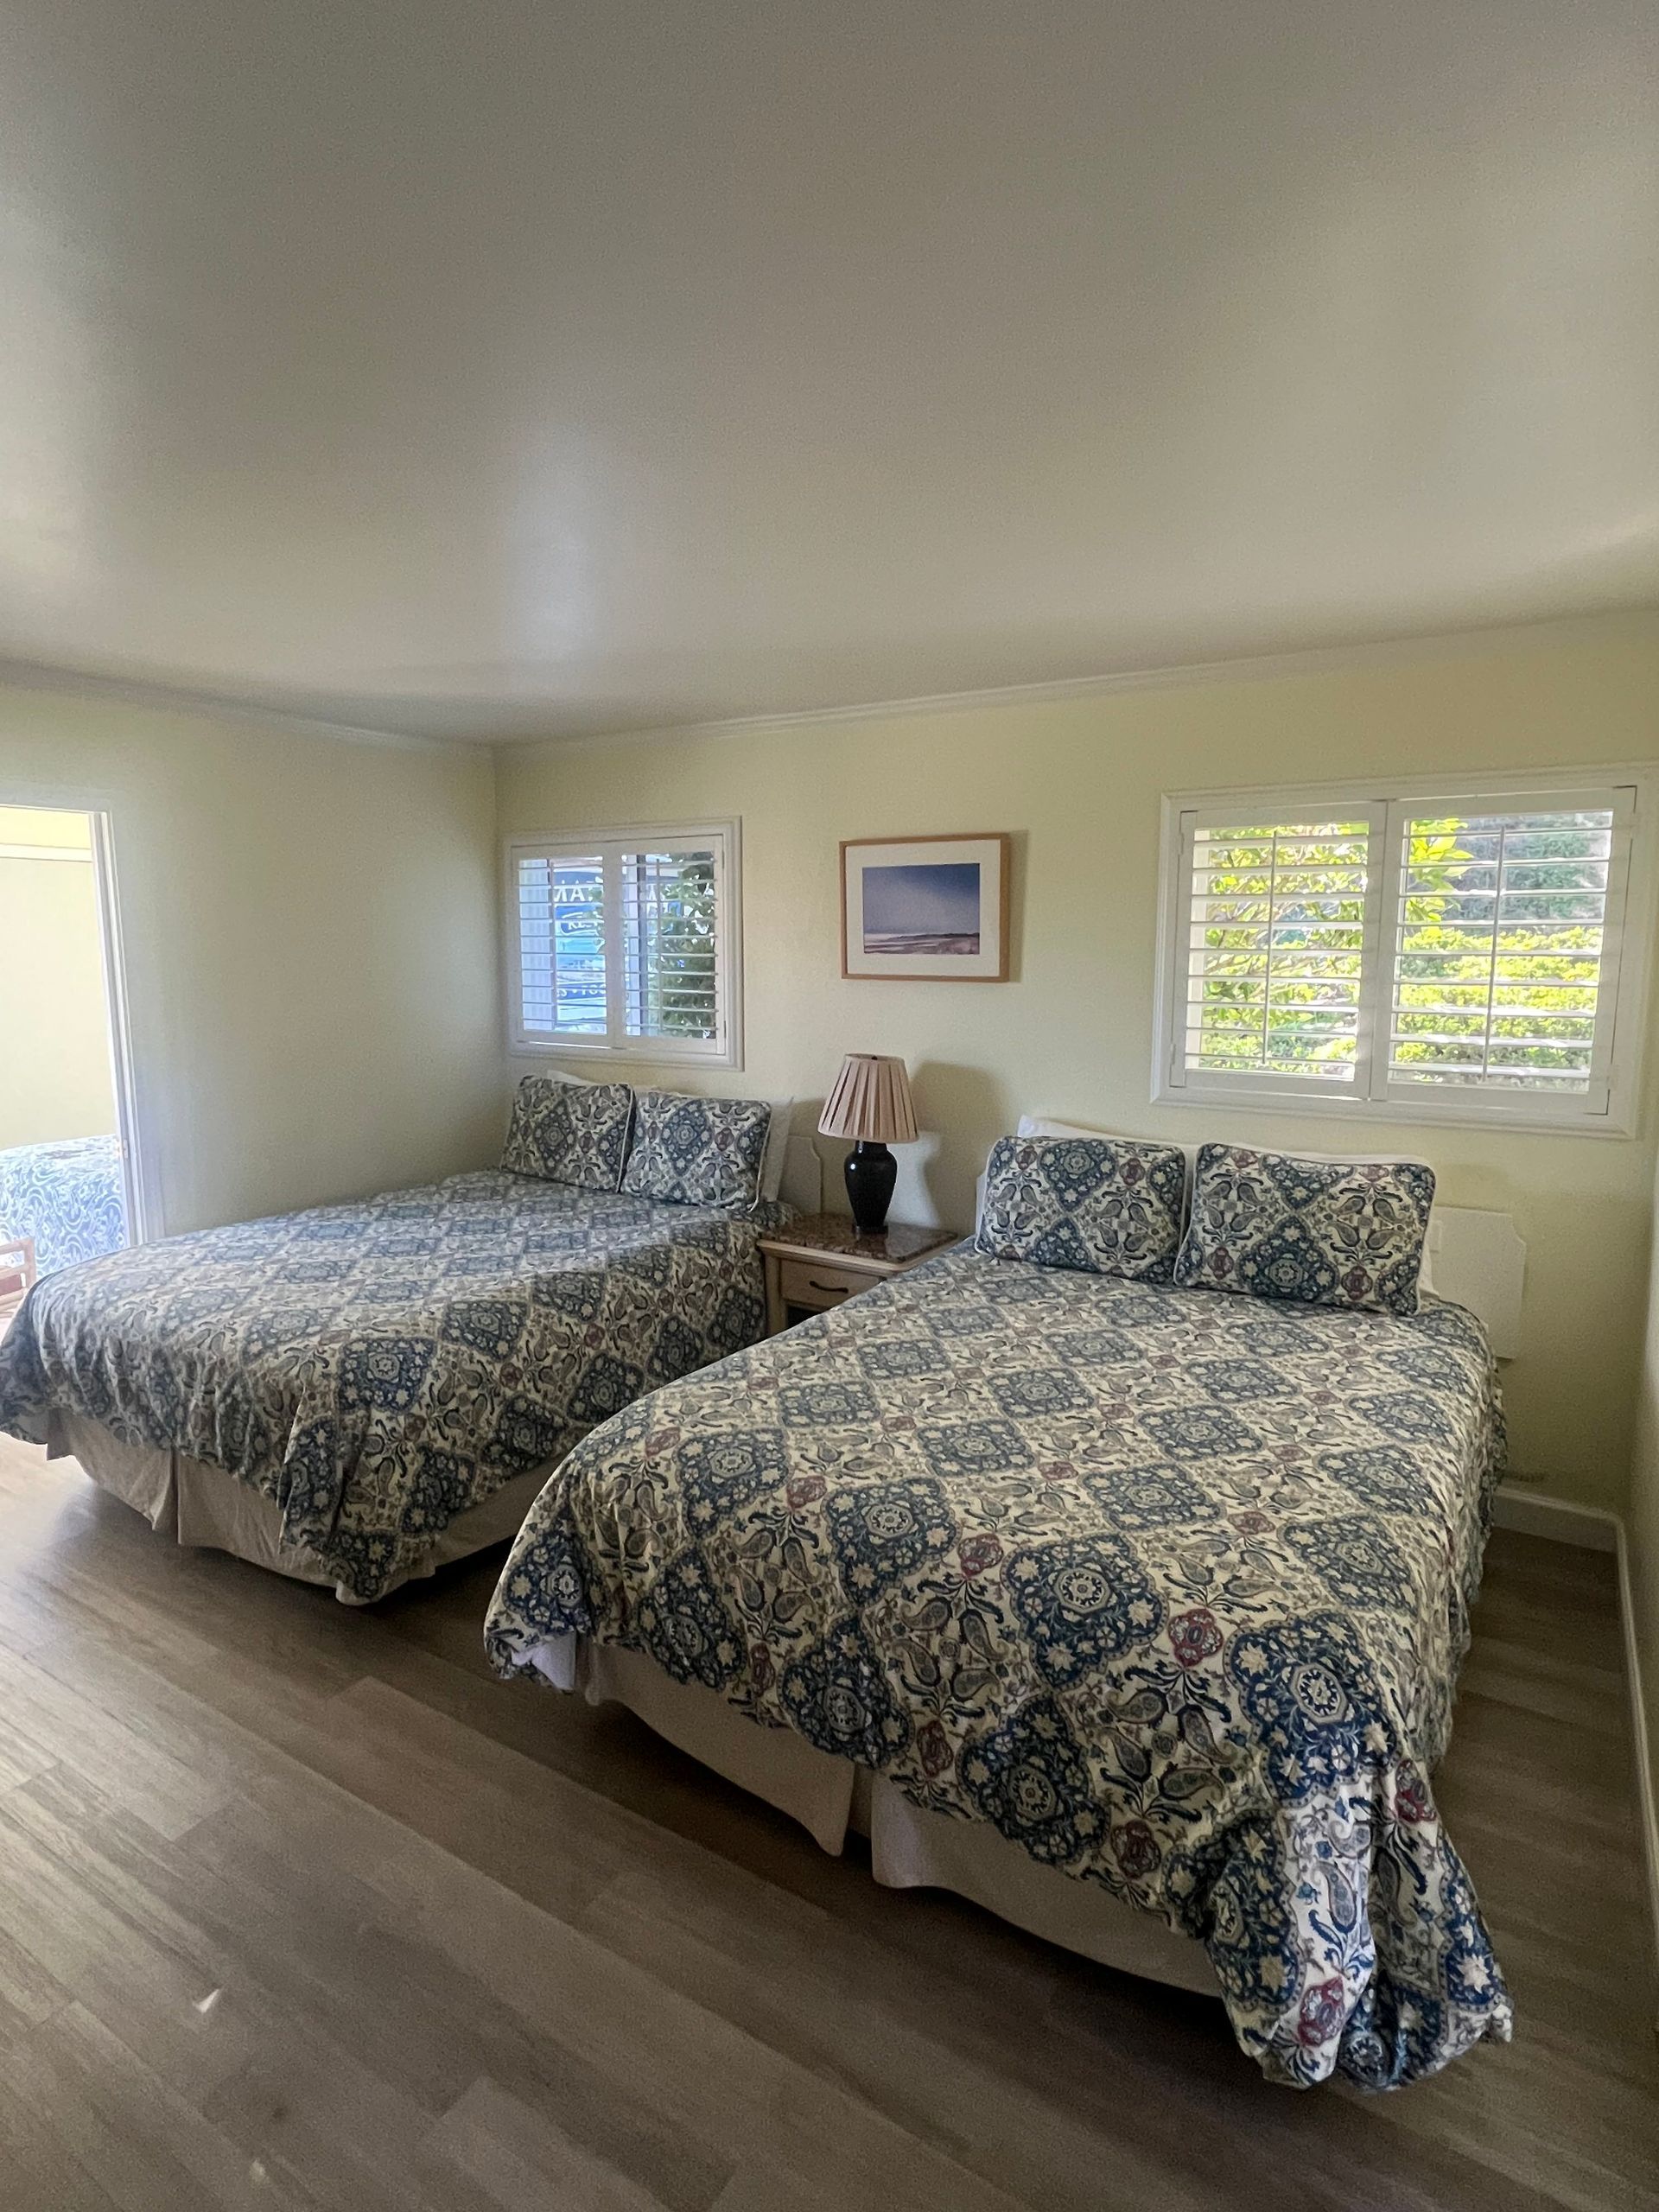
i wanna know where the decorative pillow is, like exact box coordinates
[1173,1145,1435,1315]
[620,1090,772,1214]
[974,1135,1188,1281]
[501,1076,634,1190]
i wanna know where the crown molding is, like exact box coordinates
[0,658,480,757]
[3,603,1655,761]
[500,606,1659,760]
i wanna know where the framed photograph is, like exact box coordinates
[840,833,1011,982]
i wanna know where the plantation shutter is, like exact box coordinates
[515,851,607,1039]
[1161,783,1640,1125]
[1171,810,1382,1096]
[508,825,738,1064]
[620,843,722,1046]
[1380,792,1632,1113]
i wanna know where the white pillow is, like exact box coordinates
[759,1098,796,1204]
[1018,1112,1191,1162]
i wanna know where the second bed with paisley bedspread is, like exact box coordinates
[486,1243,1510,2089]
[0,1171,785,1601]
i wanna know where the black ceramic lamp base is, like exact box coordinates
[843,1141,897,1234]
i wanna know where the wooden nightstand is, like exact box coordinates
[759,1212,957,1334]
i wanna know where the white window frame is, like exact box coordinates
[1153,768,1655,1136]
[505,818,744,1070]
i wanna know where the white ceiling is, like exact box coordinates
[1,1,1656,744]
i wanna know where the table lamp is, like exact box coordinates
[817,1054,918,1234]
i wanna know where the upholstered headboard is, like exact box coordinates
[1426,1207,1526,1358]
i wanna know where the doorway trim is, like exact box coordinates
[0,792,151,1249]
[86,810,150,1246]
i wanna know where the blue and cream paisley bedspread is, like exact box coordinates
[0,1171,785,1602]
[486,1245,1511,2088]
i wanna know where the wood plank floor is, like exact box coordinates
[0,1435,1654,2211]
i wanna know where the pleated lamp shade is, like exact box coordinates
[817,1054,918,1145]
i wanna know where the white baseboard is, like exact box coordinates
[1491,1481,1618,1551]
[1614,1523,1659,2007]
[1488,1484,1659,2000]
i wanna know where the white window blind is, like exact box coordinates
[620,847,720,1043]
[508,822,741,1066]
[1160,781,1643,1129]
[517,851,607,1038]
[1385,805,1621,1104]
[1180,816,1378,1094]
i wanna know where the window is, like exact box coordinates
[507,821,742,1067]
[1157,779,1648,1129]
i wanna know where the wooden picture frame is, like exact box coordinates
[840,833,1012,982]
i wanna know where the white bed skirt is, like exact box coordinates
[49,1410,546,1605]
[530,1632,1219,1998]
[52,1410,1219,1996]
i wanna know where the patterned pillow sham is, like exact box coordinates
[501,1076,635,1190]
[620,1090,772,1215]
[1173,1143,1434,1315]
[974,1134,1187,1281]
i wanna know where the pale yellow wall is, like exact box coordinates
[0,688,501,1235]
[6,629,1654,1511]
[1629,1150,1659,1804]
[0,813,117,1147]
[497,613,1659,1511]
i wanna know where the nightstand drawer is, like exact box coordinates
[777,1257,871,1310]
[759,1216,957,1335]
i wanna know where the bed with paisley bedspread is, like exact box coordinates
[485,1243,1512,2089]
[0,1170,786,1602]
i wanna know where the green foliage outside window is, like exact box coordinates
[1192,811,1610,1089]
[630,852,719,1040]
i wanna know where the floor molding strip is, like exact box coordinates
[1614,1520,1659,2013]
[1489,1483,1659,2000]
[1491,1481,1618,1551]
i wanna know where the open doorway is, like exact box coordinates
[0,804,141,1322]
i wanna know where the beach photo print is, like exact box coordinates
[840,834,1011,981]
